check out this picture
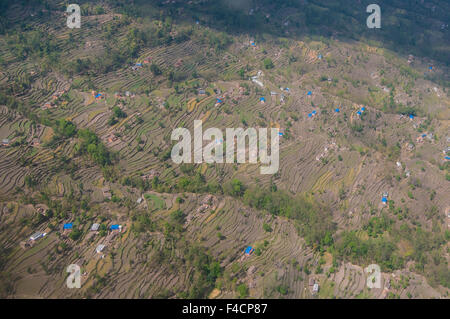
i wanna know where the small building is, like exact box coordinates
[198,89,206,95]
[63,223,73,230]
[357,111,362,116]
[31,138,40,147]
[96,244,105,254]
[110,224,122,232]
[30,231,45,241]
[382,197,388,204]
[2,139,10,146]
[174,59,183,68]
[244,246,254,256]
[42,102,53,110]
[312,283,319,293]
[335,108,340,112]
[260,97,266,103]
[137,197,143,204]
[91,223,100,231]
[102,187,112,200]
[309,278,315,286]
[307,91,312,96]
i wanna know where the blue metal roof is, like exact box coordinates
[63,223,73,229]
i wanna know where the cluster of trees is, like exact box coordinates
[364,214,392,238]
[48,119,114,169]
[334,222,449,288]
[108,106,127,126]
[76,129,113,167]
[180,246,222,299]
[334,231,404,271]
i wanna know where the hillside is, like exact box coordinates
[0,0,448,299]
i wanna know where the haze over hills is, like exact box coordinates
[0,0,448,299]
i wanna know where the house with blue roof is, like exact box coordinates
[244,246,254,255]
[260,97,266,103]
[381,197,388,204]
[357,111,362,115]
[63,223,73,230]
[335,108,340,112]
[307,91,312,96]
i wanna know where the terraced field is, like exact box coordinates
[0,0,448,299]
